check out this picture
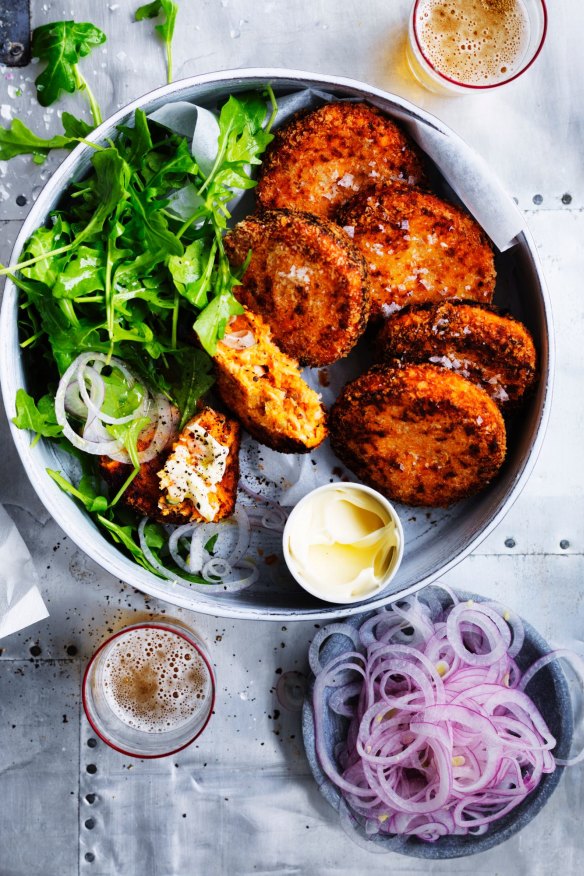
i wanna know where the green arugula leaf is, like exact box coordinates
[143,520,166,550]
[167,239,216,309]
[47,469,107,513]
[32,20,106,126]
[61,111,94,139]
[107,415,150,469]
[100,370,146,420]
[0,111,94,164]
[142,137,198,192]
[12,390,63,446]
[0,118,76,163]
[21,223,70,286]
[135,1,178,84]
[128,186,184,257]
[53,245,105,299]
[76,148,131,246]
[97,514,150,564]
[193,291,244,356]
[172,347,215,429]
[204,533,218,554]
[117,109,153,171]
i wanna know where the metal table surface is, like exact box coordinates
[0,1,583,874]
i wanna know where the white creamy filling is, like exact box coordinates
[158,423,229,521]
[286,487,400,599]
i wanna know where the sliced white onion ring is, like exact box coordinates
[189,508,251,573]
[221,329,256,350]
[56,351,167,460]
[238,481,288,531]
[168,524,198,573]
[203,557,232,581]
[102,394,178,465]
[138,517,255,594]
[55,355,126,456]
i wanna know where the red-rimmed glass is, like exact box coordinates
[82,622,216,759]
[407,0,548,94]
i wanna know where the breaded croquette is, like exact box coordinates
[157,407,240,522]
[336,184,496,317]
[224,209,370,366]
[213,309,327,453]
[375,301,537,407]
[256,102,426,220]
[330,363,506,507]
[99,407,240,524]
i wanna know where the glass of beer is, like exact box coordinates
[406,0,548,95]
[82,622,215,758]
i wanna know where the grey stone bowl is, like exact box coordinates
[302,587,573,858]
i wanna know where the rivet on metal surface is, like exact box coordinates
[561,193,573,205]
[15,195,27,207]
[84,853,95,863]
[0,0,31,67]
[84,819,95,830]
[532,194,543,205]
[86,764,97,774]
[85,794,96,805]
[505,538,516,549]
[87,738,97,748]
[560,540,570,550]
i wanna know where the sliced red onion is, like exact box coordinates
[309,624,362,676]
[260,508,288,531]
[311,591,578,844]
[519,648,584,766]
[484,601,525,658]
[446,602,511,666]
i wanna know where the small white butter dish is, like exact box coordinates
[282,482,404,605]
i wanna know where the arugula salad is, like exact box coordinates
[1,82,278,581]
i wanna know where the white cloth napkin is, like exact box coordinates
[0,504,48,640]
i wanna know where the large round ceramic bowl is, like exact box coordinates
[0,69,553,620]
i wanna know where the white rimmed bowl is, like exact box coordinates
[282,483,404,605]
[0,69,553,621]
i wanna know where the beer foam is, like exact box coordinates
[416,0,530,86]
[102,628,211,733]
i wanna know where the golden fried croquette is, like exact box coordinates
[330,363,506,507]
[375,301,537,408]
[99,407,240,524]
[256,102,426,220]
[336,184,496,318]
[224,209,370,366]
[213,309,327,453]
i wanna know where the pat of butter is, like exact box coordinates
[285,486,401,601]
